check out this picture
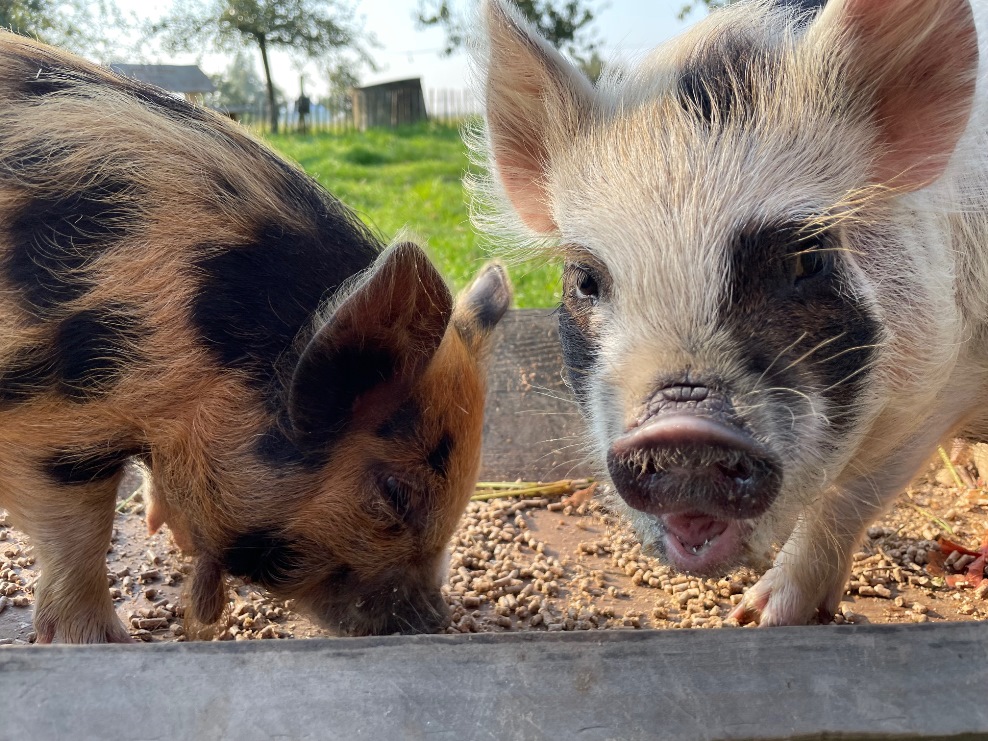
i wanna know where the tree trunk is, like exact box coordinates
[257,34,278,134]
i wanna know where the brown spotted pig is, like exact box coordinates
[0,32,511,642]
[473,0,987,625]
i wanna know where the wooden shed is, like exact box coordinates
[351,78,427,131]
[109,64,216,104]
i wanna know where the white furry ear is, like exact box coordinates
[812,0,978,192]
[480,0,596,234]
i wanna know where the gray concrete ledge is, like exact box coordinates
[2,622,986,741]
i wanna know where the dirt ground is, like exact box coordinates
[1,446,986,644]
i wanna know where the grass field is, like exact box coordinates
[265,123,559,309]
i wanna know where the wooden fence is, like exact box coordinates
[231,88,482,133]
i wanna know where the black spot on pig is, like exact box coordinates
[255,417,326,470]
[1,141,77,180]
[677,33,772,124]
[377,399,422,440]
[0,305,141,406]
[191,211,379,388]
[323,564,355,590]
[223,528,301,587]
[4,178,141,316]
[426,433,454,478]
[125,81,212,123]
[779,0,826,14]
[214,171,245,202]
[54,305,143,401]
[19,58,102,98]
[723,221,880,432]
[20,54,212,123]
[290,344,398,450]
[45,445,145,486]
[270,158,341,220]
[557,304,598,408]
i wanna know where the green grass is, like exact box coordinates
[264,123,560,309]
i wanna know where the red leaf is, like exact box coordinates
[937,537,982,558]
[965,554,985,587]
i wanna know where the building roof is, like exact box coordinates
[109,64,216,95]
[353,78,422,93]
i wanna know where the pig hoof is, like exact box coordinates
[729,566,833,627]
[35,614,134,644]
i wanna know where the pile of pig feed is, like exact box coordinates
[1,445,986,644]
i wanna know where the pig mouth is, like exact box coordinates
[657,511,748,574]
[300,571,451,636]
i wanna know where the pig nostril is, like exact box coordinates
[717,461,754,488]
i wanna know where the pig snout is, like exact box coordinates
[607,383,782,521]
[302,568,451,637]
[339,587,450,637]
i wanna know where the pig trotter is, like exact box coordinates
[730,558,845,627]
[27,479,133,644]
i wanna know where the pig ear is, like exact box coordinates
[814,0,978,191]
[453,261,512,350]
[188,555,226,626]
[288,242,453,447]
[481,0,596,234]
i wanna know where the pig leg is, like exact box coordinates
[22,478,132,643]
[732,442,938,626]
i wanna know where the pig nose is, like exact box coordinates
[607,414,782,519]
[390,593,450,635]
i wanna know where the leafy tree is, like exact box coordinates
[416,0,599,59]
[677,0,731,19]
[321,60,357,116]
[679,0,823,19]
[575,49,605,84]
[208,50,273,111]
[150,0,371,133]
[0,0,132,63]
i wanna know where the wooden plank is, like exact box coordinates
[481,309,593,481]
[1,623,985,741]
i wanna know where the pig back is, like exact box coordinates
[0,32,382,459]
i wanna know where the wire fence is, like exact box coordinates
[227,88,482,134]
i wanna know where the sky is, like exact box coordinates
[121,0,706,99]
[356,0,703,89]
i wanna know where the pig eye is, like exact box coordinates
[792,244,832,285]
[380,475,413,519]
[572,266,600,303]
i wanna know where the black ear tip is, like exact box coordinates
[465,261,512,331]
[379,240,425,271]
[478,261,510,296]
[386,240,445,280]
[391,240,423,254]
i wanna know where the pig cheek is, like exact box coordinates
[557,303,616,459]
